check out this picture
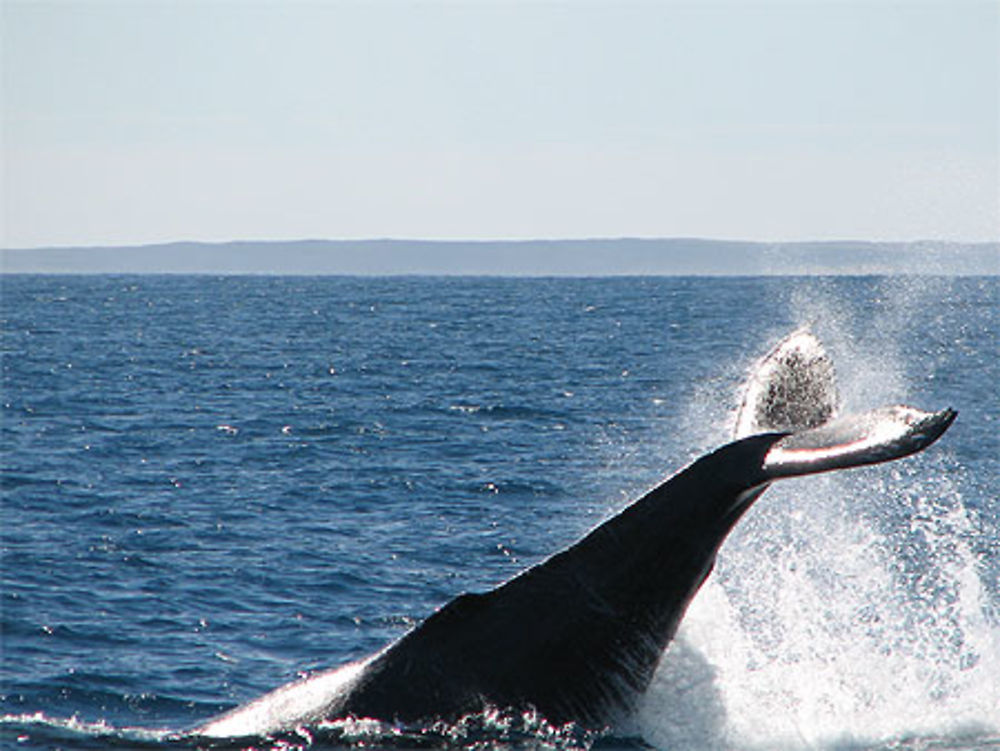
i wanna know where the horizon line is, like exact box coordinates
[4,235,999,253]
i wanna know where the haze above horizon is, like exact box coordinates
[3,1,998,255]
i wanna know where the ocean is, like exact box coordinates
[1,275,997,751]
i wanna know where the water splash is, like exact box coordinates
[642,281,999,750]
[647,463,999,750]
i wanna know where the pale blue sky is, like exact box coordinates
[3,0,997,248]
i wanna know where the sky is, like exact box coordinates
[2,0,998,249]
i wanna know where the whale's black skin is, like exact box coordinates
[333,434,780,728]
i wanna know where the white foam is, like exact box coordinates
[640,460,999,749]
[0,711,170,742]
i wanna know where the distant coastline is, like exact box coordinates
[2,238,997,276]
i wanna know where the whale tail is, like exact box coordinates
[192,328,956,739]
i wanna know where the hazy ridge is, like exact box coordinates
[2,238,997,275]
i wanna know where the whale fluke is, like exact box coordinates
[735,327,839,438]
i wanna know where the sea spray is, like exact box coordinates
[640,279,998,750]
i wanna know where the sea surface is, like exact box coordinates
[1,275,997,751]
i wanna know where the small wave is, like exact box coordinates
[447,403,572,422]
[0,711,170,749]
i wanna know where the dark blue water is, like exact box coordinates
[2,275,997,750]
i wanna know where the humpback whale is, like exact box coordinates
[194,330,955,739]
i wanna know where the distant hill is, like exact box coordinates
[1,238,997,275]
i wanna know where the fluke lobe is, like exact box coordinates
[195,329,955,738]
